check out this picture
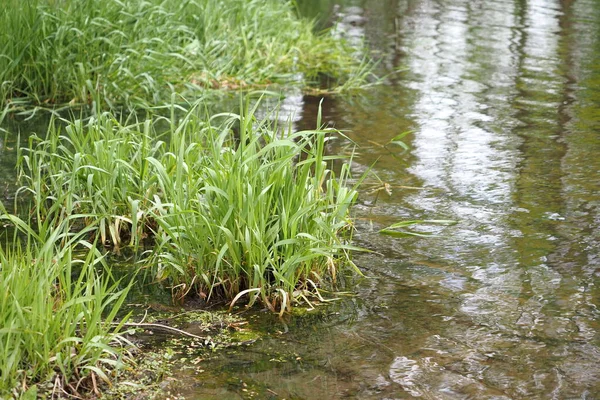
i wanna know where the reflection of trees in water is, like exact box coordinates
[291,0,600,397]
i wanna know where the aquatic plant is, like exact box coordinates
[16,100,362,314]
[379,219,457,237]
[0,212,131,398]
[0,0,373,109]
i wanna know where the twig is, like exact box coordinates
[116,322,258,347]
[119,322,209,341]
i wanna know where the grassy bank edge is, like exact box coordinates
[0,0,375,111]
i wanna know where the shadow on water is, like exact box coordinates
[2,0,600,398]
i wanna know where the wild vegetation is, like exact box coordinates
[0,212,131,398]
[16,100,361,315]
[0,0,372,396]
[0,0,372,109]
[2,99,361,396]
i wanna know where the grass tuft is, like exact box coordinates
[0,211,131,397]
[16,100,362,313]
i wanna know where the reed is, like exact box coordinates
[0,211,131,398]
[0,0,373,109]
[17,100,361,313]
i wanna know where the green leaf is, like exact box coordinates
[21,385,37,400]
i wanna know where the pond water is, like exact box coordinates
[171,1,600,398]
[2,0,599,398]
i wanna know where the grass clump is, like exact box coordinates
[17,100,361,314]
[0,213,131,398]
[0,0,373,109]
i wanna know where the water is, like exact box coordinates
[172,1,600,398]
[3,0,600,398]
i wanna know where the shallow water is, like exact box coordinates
[2,0,599,398]
[171,1,600,398]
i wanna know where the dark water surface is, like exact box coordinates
[177,1,600,399]
[2,0,599,398]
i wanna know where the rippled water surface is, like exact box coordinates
[174,1,600,398]
[3,0,599,398]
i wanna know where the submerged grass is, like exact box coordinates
[17,100,362,314]
[0,211,131,398]
[1,0,374,109]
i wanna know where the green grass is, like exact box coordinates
[16,99,362,314]
[0,211,131,398]
[0,0,374,109]
[0,1,372,395]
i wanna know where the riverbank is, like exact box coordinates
[0,1,370,397]
[0,0,372,111]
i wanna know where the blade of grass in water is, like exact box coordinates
[379,219,458,237]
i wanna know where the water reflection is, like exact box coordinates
[206,0,600,398]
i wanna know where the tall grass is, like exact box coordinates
[0,0,373,109]
[0,211,131,398]
[17,100,361,313]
